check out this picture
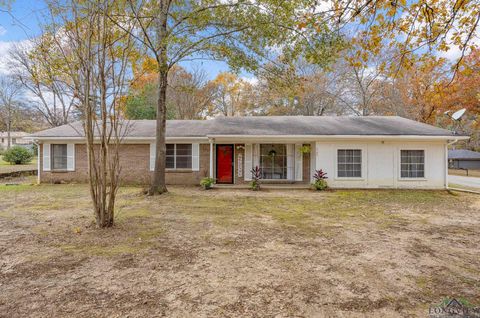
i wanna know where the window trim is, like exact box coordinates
[398,148,427,181]
[334,147,365,180]
[259,143,289,180]
[51,143,68,171]
[166,143,193,171]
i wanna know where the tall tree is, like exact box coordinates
[440,48,480,150]
[0,77,23,149]
[325,0,480,74]
[9,38,77,127]
[47,0,135,228]
[208,72,254,117]
[257,58,349,116]
[118,0,342,195]
[124,60,212,120]
[169,66,213,119]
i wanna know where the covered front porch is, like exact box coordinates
[207,140,315,185]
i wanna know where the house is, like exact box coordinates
[27,116,469,189]
[0,132,31,150]
[448,149,480,170]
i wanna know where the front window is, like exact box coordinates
[166,144,192,169]
[401,150,425,178]
[337,149,362,178]
[51,144,68,170]
[260,144,287,179]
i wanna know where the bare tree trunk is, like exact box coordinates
[48,0,131,227]
[149,69,168,194]
[6,120,10,149]
[149,2,169,195]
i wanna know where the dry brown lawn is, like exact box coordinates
[1,180,479,317]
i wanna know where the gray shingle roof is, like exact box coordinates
[29,116,459,138]
[448,149,480,160]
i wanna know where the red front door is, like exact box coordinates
[216,145,234,184]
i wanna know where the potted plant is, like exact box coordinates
[250,166,262,191]
[200,177,215,190]
[312,169,328,190]
[299,145,311,154]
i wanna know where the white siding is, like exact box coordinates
[315,140,447,189]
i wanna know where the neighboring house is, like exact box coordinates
[449,149,480,170]
[27,116,469,189]
[0,132,31,150]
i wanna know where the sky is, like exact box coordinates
[0,0,244,79]
[0,1,472,79]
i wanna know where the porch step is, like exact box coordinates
[213,184,311,190]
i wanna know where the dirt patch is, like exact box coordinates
[1,184,479,317]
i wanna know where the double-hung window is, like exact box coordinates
[337,149,362,178]
[166,144,192,169]
[51,144,68,170]
[400,150,425,178]
[259,144,287,179]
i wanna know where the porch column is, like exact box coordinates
[209,139,214,178]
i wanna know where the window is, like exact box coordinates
[337,149,362,178]
[51,144,68,170]
[401,150,425,178]
[260,144,287,179]
[166,144,192,169]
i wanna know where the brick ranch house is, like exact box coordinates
[27,116,469,189]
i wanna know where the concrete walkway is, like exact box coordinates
[449,175,480,190]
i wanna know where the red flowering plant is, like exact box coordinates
[312,169,328,190]
[250,166,262,191]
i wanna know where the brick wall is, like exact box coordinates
[40,143,210,185]
[39,142,310,185]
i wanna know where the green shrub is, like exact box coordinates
[311,169,328,191]
[2,146,34,165]
[312,179,328,191]
[249,166,262,191]
[200,177,215,190]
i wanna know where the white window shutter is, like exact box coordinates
[294,144,303,181]
[286,144,294,180]
[67,144,75,171]
[43,143,51,171]
[244,144,252,181]
[192,143,200,171]
[149,143,155,171]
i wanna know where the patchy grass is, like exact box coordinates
[0,155,37,174]
[1,184,479,317]
[450,183,480,192]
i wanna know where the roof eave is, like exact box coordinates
[25,134,470,142]
[207,134,469,140]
